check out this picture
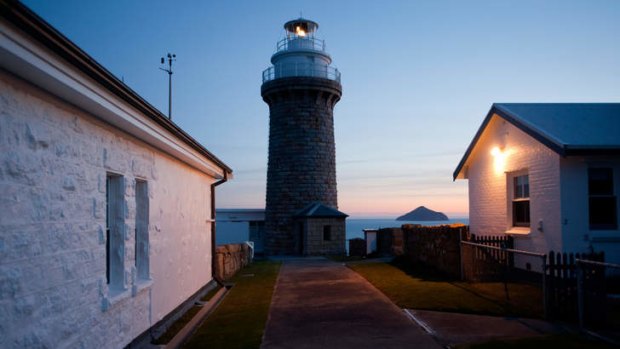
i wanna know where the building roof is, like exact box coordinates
[294,202,348,218]
[0,1,233,177]
[454,103,620,180]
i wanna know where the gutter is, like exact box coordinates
[210,172,229,285]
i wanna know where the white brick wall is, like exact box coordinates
[0,71,215,348]
[466,115,562,254]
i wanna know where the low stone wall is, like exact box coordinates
[214,243,253,281]
[377,228,405,256]
[348,238,366,257]
[403,224,468,278]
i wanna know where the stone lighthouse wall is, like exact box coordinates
[261,77,342,255]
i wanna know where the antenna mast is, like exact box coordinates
[160,53,176,120]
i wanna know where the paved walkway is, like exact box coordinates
[405,309,565,347]
[260,257,441,349]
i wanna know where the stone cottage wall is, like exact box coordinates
[0,71,216,348]
[214,243,253,280]
[304,217,346,255]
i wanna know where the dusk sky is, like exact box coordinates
[22,0,620,218]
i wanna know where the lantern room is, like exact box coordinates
[262,18,340,83]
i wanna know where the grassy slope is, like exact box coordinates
[349,261,542,318]
[182,261,281,349]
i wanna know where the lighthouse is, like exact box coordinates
[261,18,346,255]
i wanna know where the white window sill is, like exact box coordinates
[102,280,153,312]
[102,287,131,312]
[132,279,153,297]
[505,227,531,235]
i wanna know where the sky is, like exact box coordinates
[21,0,620,218]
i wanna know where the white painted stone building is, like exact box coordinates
[454,103,620,263]
[0,3,232,348]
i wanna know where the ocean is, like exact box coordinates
[346,218,469,241]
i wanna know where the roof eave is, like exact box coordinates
[1,1,233,177]
[453,104,570,181]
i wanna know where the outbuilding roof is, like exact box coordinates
[294,202,348,218]
[454,103,620,180]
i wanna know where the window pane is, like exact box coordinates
[589,196,617,229]
[513,175,529,199]
[513,200,530,227]
[514,177,523,198]
[589,168,613,195]
[323,225,331,241]
[523,176,529,198]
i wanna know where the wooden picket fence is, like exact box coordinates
[545,250,605,321]
[460,238,609,323]
[461,234,514,281]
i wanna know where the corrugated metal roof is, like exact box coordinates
[495,103,620,149]
[454,103,620,180]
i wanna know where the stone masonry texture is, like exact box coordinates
[0,70,216,348]
[261,77,342,255]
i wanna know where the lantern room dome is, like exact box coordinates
[283,18,319,36]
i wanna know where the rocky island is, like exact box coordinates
[396,206,449,221]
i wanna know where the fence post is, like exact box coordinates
[459,228,464,281]
[576,261,585,329]
[542,254,548,320]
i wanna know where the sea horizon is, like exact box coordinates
[346,217,469,241]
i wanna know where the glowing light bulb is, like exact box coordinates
[295,26,306,37]
[491,146,507,174]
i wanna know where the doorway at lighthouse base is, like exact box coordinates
[293,202,348,255]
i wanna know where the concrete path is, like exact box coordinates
[405,309,565,347]
[261,257,441,349]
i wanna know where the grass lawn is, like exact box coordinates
[349,260,543,318]
[153,305,202,345]
[457,334,617,349]
[182,260,281,349]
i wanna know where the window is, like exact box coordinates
[589,168,617,230]
[135,180,149,280]
[323,225,332,241]
[512,174,530,227]
[106,174,125,290]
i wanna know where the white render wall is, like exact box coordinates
[560,157,620,264]
[0,71,215,348]
[466,114,562,255]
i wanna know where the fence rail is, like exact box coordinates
[276,36,326,53]
[460,239,613,327]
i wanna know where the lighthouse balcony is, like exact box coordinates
[276,36,325,53]
[262,63,341,83]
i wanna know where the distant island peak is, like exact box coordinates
[396,206,449,221]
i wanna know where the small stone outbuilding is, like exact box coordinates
[294,202,347,255]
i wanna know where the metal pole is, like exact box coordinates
[542,255,548,319]
[160,53,175,120]
[168,65,172,120]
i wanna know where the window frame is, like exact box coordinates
[135,179,150,281]
[588,168,618,230]
[105,173,125,291]
[510,172,531,228]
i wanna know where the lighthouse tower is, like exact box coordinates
[261,18,346,255]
